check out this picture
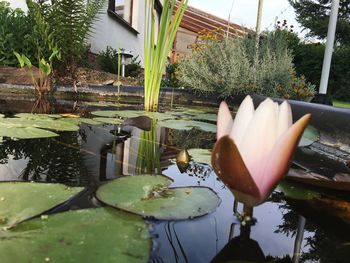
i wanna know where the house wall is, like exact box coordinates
[87,1,148,66]
[6,0,28,12]
[173,27,197,62]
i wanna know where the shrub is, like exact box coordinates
[0,2,37,66]
[97,46,141,78]
[178,31,315,100]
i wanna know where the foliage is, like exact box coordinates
[289,0,350,45]
[97,46,141,78]
[143,0,189,111]
[178,31,315,100]
[281,28,350,102]
[161,63,181,87]
[0,1,37,66]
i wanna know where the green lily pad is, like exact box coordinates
[96,175,220,220]
[61,117,101,126]
[2,117,79,132]
[91,110,175,121]
[159,119,216,133]
[91,110,142,118]
[299,125,320,147]
[0,182,83,228]
[191,113,217,122]
[188,148,212,165]
[0,125,58,139]
[92,117,124,125]
[276,181,321,200]
[15,113,62,119]
[0,208,150,263]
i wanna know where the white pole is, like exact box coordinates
[255,0,264,45]
[319,0,340,94]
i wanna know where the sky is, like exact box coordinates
[188,0,307,38]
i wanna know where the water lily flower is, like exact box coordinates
[211,96,311,207]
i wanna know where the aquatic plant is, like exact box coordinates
[143,0,188,111]
[211,96,311,207]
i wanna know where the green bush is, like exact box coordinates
[178,32,315,100]
[97,46,141,78]
[161,63,181,87]
[0,1,37,66]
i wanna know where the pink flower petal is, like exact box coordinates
[230,95,255,147]
[239,98,279,186]
[277,101,292,139]
[217,101,233,140]
[259,114,311,200]
[211,136,260,200]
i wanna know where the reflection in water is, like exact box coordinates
[136,120,161,174]
[0,106,350,262]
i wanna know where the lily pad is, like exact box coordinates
[276,181,321,200]
[96,175,220,220]
[0,125,58,139]
[0,182,83,228]
[61,117,101,126]
[92,117,124,125]
[0,208,150,263]
[91,110,141,118]
[15,113,62,119]
[2,117,79,132]
[299,125,320,147]
[188,148,212,165]
[159,119,216,133]
[91,110,175,121]
[191,113,217,122]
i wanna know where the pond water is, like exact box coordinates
[1,97,350,262]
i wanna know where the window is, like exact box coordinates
[108,0,133,25]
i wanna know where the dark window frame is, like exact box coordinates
[108,0,139,35]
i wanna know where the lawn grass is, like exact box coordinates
[332,100,350,109]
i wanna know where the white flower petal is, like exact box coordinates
[217,101,233,140]
[230,95,255,147]
[277,101,292,139]
[239,98,278,185]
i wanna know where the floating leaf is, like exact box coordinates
[2,117,79,132]
[92,117,124,125]
[61,117,101,126]
[188,148,212,165]
[91,110,141,118]
[276,181,321,200]
[0,182,83,228]
[91,110,175,121]
[191,113,217,122]
[159,119,216,133]
[14,113,62,119]
[0,125,58,139]
[0,208,150,263]
[96,175,220,220]
[299,125,320,147]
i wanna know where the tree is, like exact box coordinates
[289,0,350,45]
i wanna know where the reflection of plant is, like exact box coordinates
[0,133,91,186]
[136,120,161,174]
[170,128,215,149]
[143,0,188,111]
[275,201,350,262]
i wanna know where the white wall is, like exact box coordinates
[87,1,147,66]
[6,0,28,12]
